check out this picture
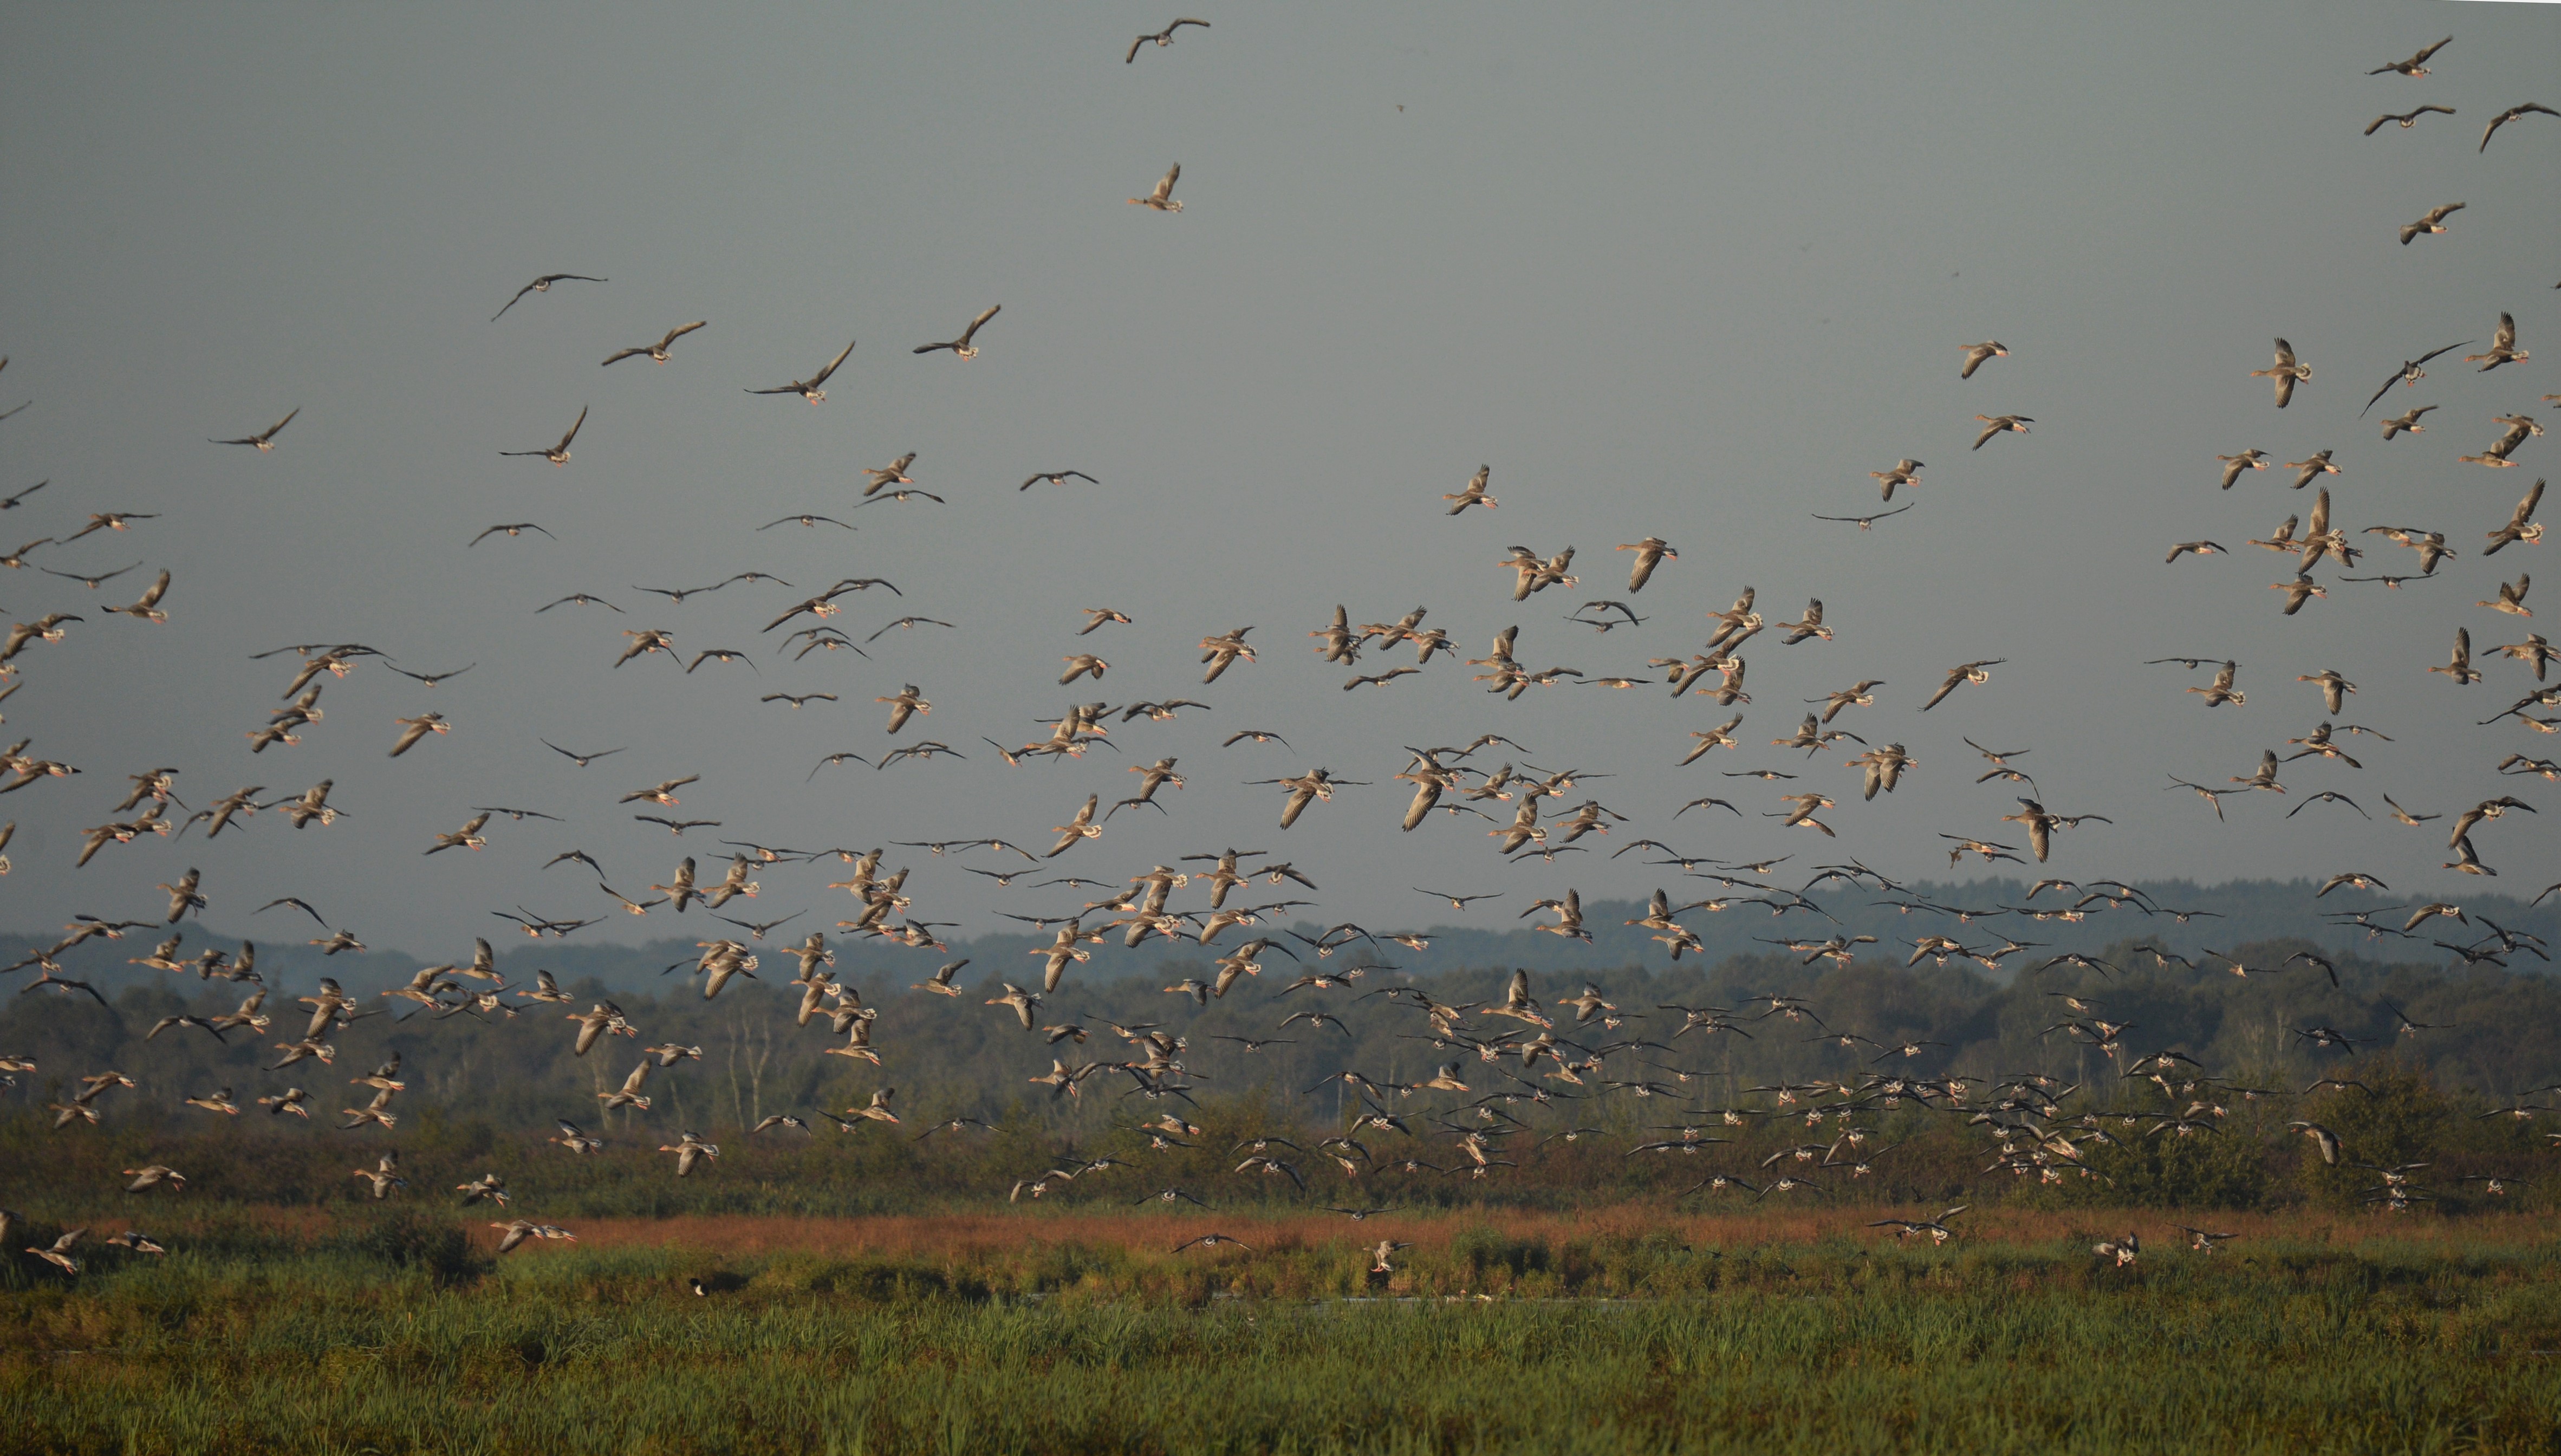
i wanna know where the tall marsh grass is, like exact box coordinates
[8,1211,2560,1454]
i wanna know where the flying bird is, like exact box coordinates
[1130,162,1185,212]
[2368,37,2450,76]
[913,306,1000,359]
[491,273,605,321]
[747,340,856,402]
[601,321,706,366]
[499,407,587,466]
[1018,471,1099,495]
[1126,18,1208,63]
[2398,202,2465,246]
[2251,340,2310,408]
[210,408,299,451]
[2480,102,2558,153]
[2365,105,2455,134]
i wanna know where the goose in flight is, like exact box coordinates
[1130,162,1184,212]
[2366,105,2455,134]
[499,406,587,466]
[1971,415,2031,450]
[2380,406,2435,440]
[2483,479,2544,555]
[1445,465,1497,515]
[1920,659,2003,712]
[876,684,929,734]
[543,740,625,768]
[1811,505,1910,529]
[601,321,706,366]
[1869,459,1923,501]
[2466,314,2528,373]
[470,522,556,545]
[1200,627,1257,683]
[2216,450,2270,490]
[2183,661,2244,707]
[1617,538,1676,592]
[2285,451,2339,490]
[1048,795,1101,857]
[2274,574,2325,614]
[62,510,158,543]
[1254,768,1358,828]
[2480,574,2532,616]
[2398,202,2465,246]
[2480,102,2558,153]
[748,339,855,402]
[491,273,605,321]
[1127,18,1208,62]
[493,1220,576,1254]
[1958,341,2007,379]
[42,559,140,590]
[2251,340,2310,408]
[2363,525,2454,573]
[862,453,918,496]
[211,408,299,451]
[123,1165,186,1194]
[2370,36,2450,76]
[914,305,1000,359]
[658,1131,719,1177]
[25,1227,83,1276]
[388,713,449,758]
[2429,627,2483,685]
[105,570,172,623]
[2493,634,2554,680]
[1022,470,1099,491]
[620,775,697,806]
[2361,341,2469,415]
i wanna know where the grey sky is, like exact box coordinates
[2,3,2556,957]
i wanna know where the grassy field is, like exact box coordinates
[9,1206,2561,1455]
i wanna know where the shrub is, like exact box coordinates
[354,1211,487,1286]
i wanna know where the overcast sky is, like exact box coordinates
[1,2,2555,958]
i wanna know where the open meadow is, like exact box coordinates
[8,1199,2561,1455]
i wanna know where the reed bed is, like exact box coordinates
[8,1205,2560,1454]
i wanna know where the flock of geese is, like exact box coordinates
[1,24,2557,1276]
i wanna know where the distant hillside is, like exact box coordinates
[9,877,2551,1000]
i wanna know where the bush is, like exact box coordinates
[2296,1057,2456,1211]
[354,1211,487,1286]
[2038,1104,2281,1211]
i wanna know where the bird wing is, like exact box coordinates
[811,339,857,385]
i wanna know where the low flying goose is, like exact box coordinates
[601,321,706,366]
[211,408,299,450]
[1126,17,1208,62]
[914,305,1000,359]
[2251,340,2310,408]
[498,407,587,465]
[491,273,605,321]
[747,339,855,402]
[1130,162,1184,212]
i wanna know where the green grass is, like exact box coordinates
[11,1230,2561,1454]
